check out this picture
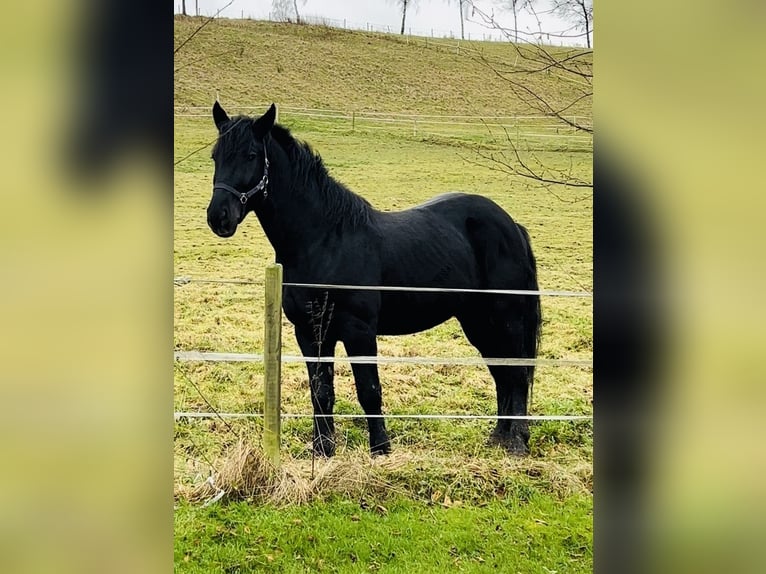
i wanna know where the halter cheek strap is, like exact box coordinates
[213,147,270,204]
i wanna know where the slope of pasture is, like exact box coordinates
[174,17,591,574]
[174,16,591,118]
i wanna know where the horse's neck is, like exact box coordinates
[254,155,326,259]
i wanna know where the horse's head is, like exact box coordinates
[207,102,276,237]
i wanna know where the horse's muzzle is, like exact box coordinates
[207,206,238,238]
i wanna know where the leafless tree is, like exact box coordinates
[495,0,534,43]
[394,0,419,35]
[465,1,592,193]
[445,0,471,40]
[272,0,307,24]
[293,0,305,23]
[551,0,592,48]
[182,0,187,16]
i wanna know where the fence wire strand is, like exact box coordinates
[174,276,592,298]
[175,412,591,422]
[174,351,590,368]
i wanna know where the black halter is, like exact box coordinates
[213,145,269,204]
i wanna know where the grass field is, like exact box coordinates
[173,17,591,117]
[175,16,592,573]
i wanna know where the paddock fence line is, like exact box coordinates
[288,13,591,48]
[175,265,592,466]
[174,351,590,368]
[173,276,592,298]
[176,10,588,47]
[276,13,513,44]
[175,412,592,422]
[174,105,593,145]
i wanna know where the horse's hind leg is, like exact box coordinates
[296,328,338,457]
[487,362,530,455]
[459,308,531,455]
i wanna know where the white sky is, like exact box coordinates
[177,1,591,47]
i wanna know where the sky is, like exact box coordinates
[176,1,591,47]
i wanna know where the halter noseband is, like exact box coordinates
[213,146,270,204]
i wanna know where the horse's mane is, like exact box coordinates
[269,123,373,228]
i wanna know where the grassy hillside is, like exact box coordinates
[174,16,592,574]
[174,16,592,118]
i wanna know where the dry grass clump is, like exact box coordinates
[181,439,408,505]
[178,438,592,506]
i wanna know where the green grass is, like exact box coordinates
[174,17,592,118]
[174,16,591,573]
[175,497,592,573]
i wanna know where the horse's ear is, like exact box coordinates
[253,103,277,137]
[212,101,229,132]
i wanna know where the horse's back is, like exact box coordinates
[374,193,487,283]
[374,192,526,282]
[411,192,528,269]
[371,192,531,334]
[414,191,511,215]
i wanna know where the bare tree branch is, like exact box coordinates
[550,0,593,49]
[453,2,593,194]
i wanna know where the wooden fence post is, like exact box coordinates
[263,264,283,467]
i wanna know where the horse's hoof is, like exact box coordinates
[370,436,391,456]
[488,432,529,457]
[313,435,336,457]
[507,441,530,457]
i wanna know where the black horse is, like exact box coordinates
[206,103,541,456]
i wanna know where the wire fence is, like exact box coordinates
[173,276,592,298]
[175,8,586,47]
[175,412,591,422]
[174,351,591,368]
[174,105,593,149]
[291,13,510,44]
[290,13,591,48]
[174,277,593,424]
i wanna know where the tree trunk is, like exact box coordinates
[181,0,186,16]
[578,0,591,48]
[293,0,301,24]
[512,5,518,43]
[400,0,408,35]
[459,0,465,40]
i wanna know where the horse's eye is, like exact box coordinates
[248,152,257,161]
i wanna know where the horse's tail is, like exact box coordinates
[517,223,542,395]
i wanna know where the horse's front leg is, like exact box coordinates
[342,318,391,456]
[296,328,338,457]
